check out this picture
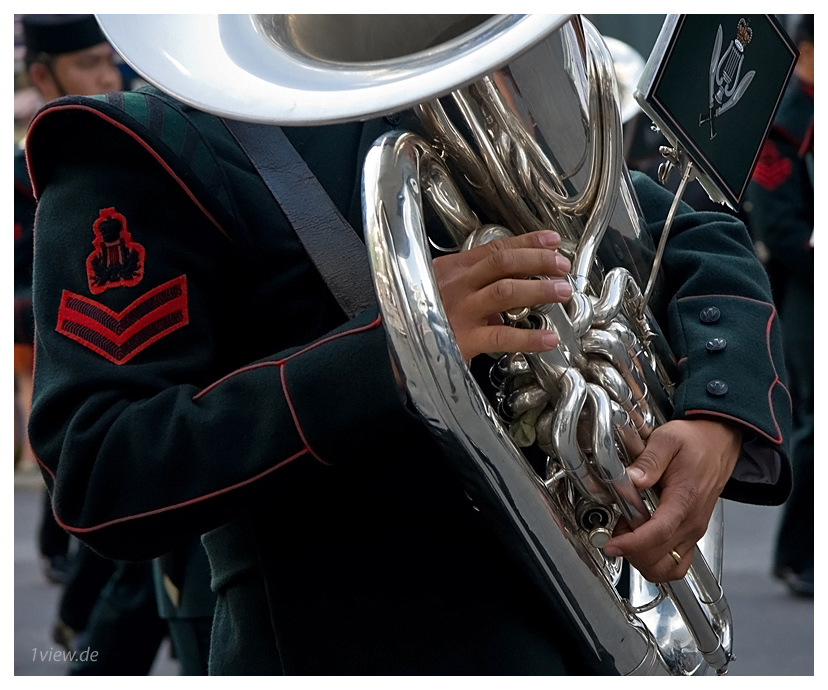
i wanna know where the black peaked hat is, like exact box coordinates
[22,15,106,55]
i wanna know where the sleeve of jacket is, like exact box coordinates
[631,171,792,505]
[26,99,424,561]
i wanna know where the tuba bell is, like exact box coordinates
[97,14,734,675]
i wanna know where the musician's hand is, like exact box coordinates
[603,417,742,582]
[433,230,572,361]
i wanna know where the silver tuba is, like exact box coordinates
[97,14,734,676]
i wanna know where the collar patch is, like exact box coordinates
[86,207,146,294]
[56,275,188,365]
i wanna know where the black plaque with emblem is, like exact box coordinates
[635,14,798,209]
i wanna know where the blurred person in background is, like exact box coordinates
[745,13,814,598]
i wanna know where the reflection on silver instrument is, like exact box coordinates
[97,13,735,676]
[604,36,646,125]
[362,17,734,676]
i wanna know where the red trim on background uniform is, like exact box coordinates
[752,140,792,190]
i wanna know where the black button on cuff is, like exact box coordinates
[706,337,727,352]
[706,379,728,396]
[700,306,721,323]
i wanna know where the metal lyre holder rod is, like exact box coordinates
[639,146,695,316]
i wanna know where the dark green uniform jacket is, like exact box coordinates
[745,76,813,350]
[27,86,791,675]
[747,77,813,286]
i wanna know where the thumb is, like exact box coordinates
[626,426,679,489]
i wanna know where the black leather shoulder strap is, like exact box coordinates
[222,118,376,319]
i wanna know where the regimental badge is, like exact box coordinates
[86,207,145,294]
[699,18,756,140]
[635,14,797,209]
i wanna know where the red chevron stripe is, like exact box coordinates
[63,283,184,342]
[56,275,189,364]
[753,140,792,191]
[753,158,792,190]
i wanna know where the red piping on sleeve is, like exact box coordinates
[36,452,55,482]
[677,295,788,445]
[280,365,331,466]
[685,407,783,445]
[190,316,384,466]
[193,314,382,401]
[51,448,311,535]
[48,316,384,532]
[761,306,789,443]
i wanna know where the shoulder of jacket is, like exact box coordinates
[26,87,240,238]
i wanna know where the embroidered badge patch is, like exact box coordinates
[56,275,188,365]
[86,207,145,294]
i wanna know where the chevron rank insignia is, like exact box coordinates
[56,275,189,365]
[752,140,793,191]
